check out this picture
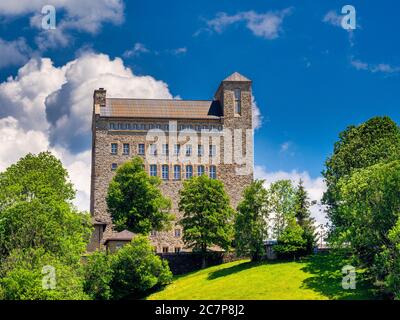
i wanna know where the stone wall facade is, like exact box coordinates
[88,73,254,253]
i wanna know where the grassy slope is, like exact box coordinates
[147,254,375,300]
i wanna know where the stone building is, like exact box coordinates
[88,72,254,253]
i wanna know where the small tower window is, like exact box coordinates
[234,88,241,115]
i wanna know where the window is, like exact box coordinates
[138,144,145,155]
[175,247,181,253]
[198,144,204,156]
[209,145,216,157]
[150,165,157,177]
[185,144,192,156]
[174,229,181,238]
[186,165,193,179]
[111,163,118,171]
[234,88,241,115]
[209,165,217,179]
[111,143,118,154]
[162,165,169,180]
[174,165,181,180]
[149,144,157,156]
[162,247,169,253]
[123,143,130,155]
[162,144,169,155]
[174,144,181,155]
[197,165,205,176]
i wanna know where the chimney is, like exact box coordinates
[93,88,106,115]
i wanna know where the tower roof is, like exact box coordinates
[222,72,251,82]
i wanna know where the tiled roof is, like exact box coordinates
[100,98,222,119]
[223,72,251,82]
[104,230,135,243]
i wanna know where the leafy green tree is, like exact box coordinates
[235,180,269,261]
[106,157,173,234]
[0,248,89,300]
[323,116,400,233]
[274,219,306,260]
[269,180,296,239]
[83,251,113,300]
[373,218,400,299]
[336,160,400,268]
[0,152,92,265]
[179,175,235,267]
[110,236,172,299]
[294,179,316,254]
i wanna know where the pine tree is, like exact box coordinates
[294,179,316,254]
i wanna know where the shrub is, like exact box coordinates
[110,236,172,299]
[0,248,88,300]
[83,251,113,300]
[274,219,307,259]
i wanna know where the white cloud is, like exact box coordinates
[123,42,150,58]
[0,57,66,131]
[323,10,343,28]
[0,53,176,211]
[0,116,49,171]
[351,58,400,74]
[0,37,32,68]
[168,47,187,55]
[280,141,291,153]
[254,165,328,226]
[252,96,262,130]
[0,0,124,50]
[204,8,293,40]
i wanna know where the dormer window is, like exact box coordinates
[234,88,241,115]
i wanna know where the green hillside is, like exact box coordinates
[147,254,375,300]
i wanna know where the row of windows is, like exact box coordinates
[151,229,181,237]
[159,247,180,253]
[109,123,223,132]
[111,143,217,157]
[111,163,217,179]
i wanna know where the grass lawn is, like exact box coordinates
[147,253,375,300]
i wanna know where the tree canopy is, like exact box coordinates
[235,180,269,261]
[179,174,235,255]
[106,157,173,234]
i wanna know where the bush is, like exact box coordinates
[0,248,89,300]
[110,236,172,299]
[83,251,113,300]
[274,219,307,259]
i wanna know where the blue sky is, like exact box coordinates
[0,0,399,220]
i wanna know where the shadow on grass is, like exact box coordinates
[207,259,287,280]
[300,253,375,300]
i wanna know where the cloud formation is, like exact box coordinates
[203,8,293,39]
[0,53,175,211]
[351,58,400,74]
[0,0,125,50]
[0,38,32,69]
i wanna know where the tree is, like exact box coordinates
[323,116,400,234]
[235,180,269,261]
[83,251,113,300]
[274,219,306,260]
[0,152,92,265]
[110,236,172,299]
[294,179,316,254]
[106,157,173,234]
[179,175,235,267]
[0,248,89,300]
[336,160,400,266]
[269,180,296,239]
